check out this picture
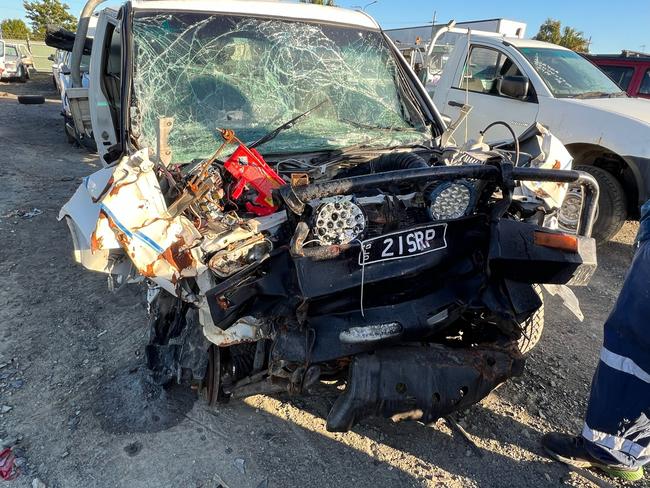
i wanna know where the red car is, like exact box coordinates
[587,51,650,99]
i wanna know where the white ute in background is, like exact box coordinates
[419,25,650,242]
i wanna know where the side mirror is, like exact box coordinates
[48,54,55,61]
[496,75,530,100]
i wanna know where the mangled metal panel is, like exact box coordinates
[518,125,574,209]
[60,150,205,296]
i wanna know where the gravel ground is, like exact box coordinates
[0,74,646,488]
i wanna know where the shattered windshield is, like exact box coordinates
[520,47,624,98]
[131,12,431,163]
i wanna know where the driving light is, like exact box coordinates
[314,196,365,245]
[427,181,474,221]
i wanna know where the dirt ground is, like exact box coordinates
[0,74,646,488]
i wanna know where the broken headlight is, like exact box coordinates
[313,196,366,245]
[427,181,476,221]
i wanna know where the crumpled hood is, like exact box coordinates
[571,97,650,126]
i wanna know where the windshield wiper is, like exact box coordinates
[341,118,417,133]
[248,100,329,150]
[571,91,627,99]
[308,139,433,165]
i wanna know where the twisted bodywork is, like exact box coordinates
[60,0,598,431]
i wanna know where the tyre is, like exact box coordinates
[558,165,627,243]
[17,66,27,83]
[518,284,544,355]
[17,95,45,105]
[63,114,77,144]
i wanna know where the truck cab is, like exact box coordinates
[429,30,650,242]
[587,51,650,100]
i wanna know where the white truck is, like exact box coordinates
[56,0,597,431]
[0,40,34,82]
[425,27,650,242]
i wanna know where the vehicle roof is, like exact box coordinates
[130,0,379,30]
[500,37,570,50]
[459,32,571,50]
[588,54,650,63]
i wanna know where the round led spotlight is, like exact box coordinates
[314,197,365,245]
[428,181,474,221]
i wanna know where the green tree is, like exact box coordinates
[23,0,77,39]
[1,19,31,40]
[533,18,590,52]
[299,0,336,5]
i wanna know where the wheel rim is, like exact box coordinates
[558,187,583,232]
[559,185,599,234]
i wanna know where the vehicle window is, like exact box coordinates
[600,65,635,90]
[131,12,431,163]
[639,69,650,95]
[80,54,91,73]
[420,30,463,89]
[519,47,623,98]
[457,46,523,95]
[102,23,122,137]
[5,46,18,57]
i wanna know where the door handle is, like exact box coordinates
[448,100,464,108]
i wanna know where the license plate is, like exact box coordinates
[359,223,448,265]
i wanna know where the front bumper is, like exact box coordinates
[207,163,599,352]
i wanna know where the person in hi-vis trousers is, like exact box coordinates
[542,200,650,481]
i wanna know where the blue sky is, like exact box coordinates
[1,0,649,53]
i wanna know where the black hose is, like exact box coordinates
[276,165,501,214]
[336,152,428,178]
[480,121,520,166]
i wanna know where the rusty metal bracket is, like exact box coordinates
[155,116,174,167]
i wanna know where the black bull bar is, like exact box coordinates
[276,163,599,238]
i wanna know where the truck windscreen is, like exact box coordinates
[520,47,624,99]
[130,12,431,163]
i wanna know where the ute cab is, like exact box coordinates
[419,25,650,242]
[587,51,650,100]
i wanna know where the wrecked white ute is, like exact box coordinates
[60,0,598,432]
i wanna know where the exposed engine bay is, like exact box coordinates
[60,119,599,431]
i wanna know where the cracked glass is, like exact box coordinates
[131,12,431,164]
[520,47,623,98]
